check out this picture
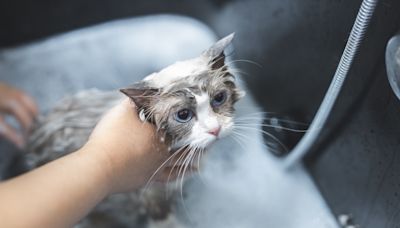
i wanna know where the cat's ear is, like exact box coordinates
[203,33,234,70]
[120,83,159,109]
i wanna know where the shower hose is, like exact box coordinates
[284,0,379,169]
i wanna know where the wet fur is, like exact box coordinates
[26,34,245,228]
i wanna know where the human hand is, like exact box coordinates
[0,82,38,148]
[80,98,174,194]
[0,97,197,228]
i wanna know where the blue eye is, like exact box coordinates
[175,109,193,123]
[211,91,227,107]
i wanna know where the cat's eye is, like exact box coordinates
[175,109,193,123]
[211,91,227,107]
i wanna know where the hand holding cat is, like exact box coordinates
[81,98,179,194]
[0,35,237,227]
[0,98,185,227]
[0,82,38,148]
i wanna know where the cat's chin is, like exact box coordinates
[171,139,216,152]
[202,135,228,150]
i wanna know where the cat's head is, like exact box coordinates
[121,33,244,150]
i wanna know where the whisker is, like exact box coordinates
[226,59,263,68]
[189,146,198,171]
[196,148,208,186]
[196,147,202,170]
[175,147,197,221]
[168,147,189,177]
[180,148,196,195]
[227,68,251,77]
[176,147,193,191]
[233,125,289,153]
[233,128,287,155]
[142,146,186,193]
[234,122,307,133]
[236,111,276,116]
[166,146,190,196]
[230,133,248,151]
[168,146,189,185]
[231,129,255,151]
[173,147,195,222]
[236,115,309,126]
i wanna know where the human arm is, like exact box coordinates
[0,98,169,228]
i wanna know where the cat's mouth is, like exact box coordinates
[202,134,222,149]
[204,126,234,147]
[172,127,231,152]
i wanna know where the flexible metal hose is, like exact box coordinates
[284,0,379,168]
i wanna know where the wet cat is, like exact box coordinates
[120,33,243,151]
[27,33,248,227]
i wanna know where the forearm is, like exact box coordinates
[0,98,169,227]
[0,147,111,228]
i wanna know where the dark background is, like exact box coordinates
[1,0,400,227]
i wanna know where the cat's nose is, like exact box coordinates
[208,126,221,137]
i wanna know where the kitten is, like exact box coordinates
[120,33,243,153]
[27,34,246,227]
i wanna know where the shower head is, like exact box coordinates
[386,34,400,101]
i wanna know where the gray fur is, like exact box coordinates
[26,35,242,228]
[27,89,122,167]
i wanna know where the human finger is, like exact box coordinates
[18,92,39,117]
[0,116,25,148]
[3,99,34,132]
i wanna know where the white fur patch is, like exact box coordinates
[195,93,219,131]
[144,56,209,88]
[180,92,227,148]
